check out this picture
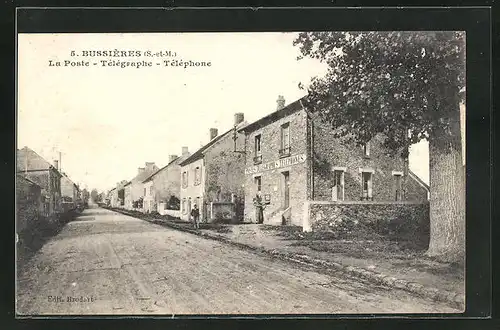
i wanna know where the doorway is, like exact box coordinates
[282,171,290,209]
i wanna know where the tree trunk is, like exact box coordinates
[426,108,465,264]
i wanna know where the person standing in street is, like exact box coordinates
[191,204,200,229]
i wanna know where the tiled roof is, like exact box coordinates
[179,120,247,166]
[408,170,430,192]
[17,147,54,172]
[142,154,189,183]
[238,96,306,134]
[17,173,42,188]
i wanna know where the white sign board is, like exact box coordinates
[245,154,307,175]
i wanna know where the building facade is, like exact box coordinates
[124,182,132,209]
[179,113,246,222]
[142,149,190,214]
[124,162,159,210]
[60,173,79,211]
[17,147,62,217]
[240,97,429,226]
[16,175,43,233]
[108,188,118,207]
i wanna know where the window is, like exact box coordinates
[394,174,403,201]
[150,186,153,195]
[196,197,200,210]
[182,171,188,188]
[254,176,262,192]
[182,198,187,213]
[255,134,262,154]
[361,172,373,200]
[254,134,262,164]
[363,142,371,158]
[332,170,345,201]
[194,167,201,185]
[279,123,291,157]
[144,188,146,196]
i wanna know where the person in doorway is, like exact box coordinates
[191,204,200,229]
[253,193,265,224]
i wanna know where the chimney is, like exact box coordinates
[53,160,59,170]
[145,162,156,171]
[234,113,244,126]
[182,146,189,156]
[277,95,286,110]
[209,128,218,140]
[138,167,145,175]
[169,155,179,163]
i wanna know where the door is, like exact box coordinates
[283,171,290,209]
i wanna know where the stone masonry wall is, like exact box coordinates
[243,110,308,225]
[152,162,182,205]
[204,131,246,205]
[306,201,430,246]
[311,114,427,202]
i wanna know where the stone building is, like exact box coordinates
[124,162,159,210]
[16,147,62,218]
[108,187,118,207]
[179,113,246,222]
[124,181,132,209]
[16,174,43,233]
[239,96,429,226]
[142,147,191,214]
[60,172,79,211]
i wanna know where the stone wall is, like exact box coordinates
[209,202,235,223]
[204,130,246,206]
[311,114,427,202]
[304,201,430,245]
[152,161,182,205]
[16,176,42,232]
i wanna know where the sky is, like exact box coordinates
[17,32,431,192]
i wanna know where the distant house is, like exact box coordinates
[16,147,62,218]
[113,180,129,207]
[108,187,117,207]
[126,162,159,210]
[124,181,132,210]
[16,174,43,233]
[179,113,247,222]
[60,172,79,212]
[142,148,191,214]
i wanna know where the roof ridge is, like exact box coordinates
[408,169,430,191]
[179,126,235,166]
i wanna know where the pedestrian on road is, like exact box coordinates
[191,204,200,229]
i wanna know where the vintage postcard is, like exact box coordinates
[16,29,466,316]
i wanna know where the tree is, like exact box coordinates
[294,31,465,263]
[90,189,99,203]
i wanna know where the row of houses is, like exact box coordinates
[16,147,85,234]
[107,96,429,227]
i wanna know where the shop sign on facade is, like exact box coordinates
[245,154,307,175]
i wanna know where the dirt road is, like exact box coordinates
[16,207,458,315]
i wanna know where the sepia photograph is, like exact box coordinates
[16,29,466,315]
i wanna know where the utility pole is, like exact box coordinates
[24,150,28,175]
[59,151,62,172]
